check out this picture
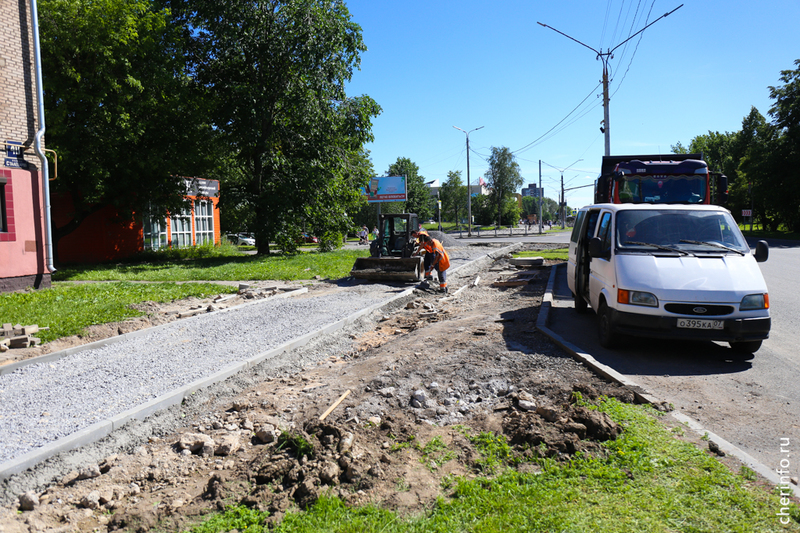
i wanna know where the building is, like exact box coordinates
[52,178,221,264]
[0,0,52,293]
[521,184,544,198]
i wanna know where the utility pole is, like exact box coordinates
[542,159,582,229]
[453,125,484,237]
[538,160,543,234]
[538,5,683,156]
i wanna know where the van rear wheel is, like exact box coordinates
[597,301,618,349]
[729,340,762,353]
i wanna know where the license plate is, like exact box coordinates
[677,318,724,330]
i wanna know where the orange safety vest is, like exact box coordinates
[423,238,450,271]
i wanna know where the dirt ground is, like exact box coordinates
[0,255,757,532]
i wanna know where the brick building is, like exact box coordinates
[0,0,52,293]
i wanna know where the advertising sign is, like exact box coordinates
[361,175,407,203]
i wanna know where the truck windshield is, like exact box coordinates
[616,209,748,253]
[618,175,707,204]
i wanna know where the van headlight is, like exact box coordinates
[618,289,658,307]
[740,293,769,311]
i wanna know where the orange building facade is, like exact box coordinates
[53,178,221,265]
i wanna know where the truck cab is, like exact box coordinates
[567,203,770,352]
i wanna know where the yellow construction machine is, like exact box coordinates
[350,213,424,282]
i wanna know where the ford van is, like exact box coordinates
[567,204,770,352]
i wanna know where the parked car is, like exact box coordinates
[298,233,318,244]
[231,233,255,246]
[567,203,770,352]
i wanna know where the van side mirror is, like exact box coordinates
[754,240,769,263]
[588,237,609,259]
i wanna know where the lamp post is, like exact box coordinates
[453,125,484,237]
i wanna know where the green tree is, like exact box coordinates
[40,0,218,260]
[386,158,433,221]
[767,59,800,231]
[180,0,380,253]
[439,171,467,228]
[483,147,523,227]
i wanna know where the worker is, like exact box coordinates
[411,227,431,280]
[417,234,450,293]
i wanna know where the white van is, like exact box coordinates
[567,204,770,352]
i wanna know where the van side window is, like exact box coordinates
[570,211,586,243]
[584,211,600,240]
[597,212,612,255]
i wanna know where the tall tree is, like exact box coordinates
[439,170,466,228]
[767,59,800,231]
[483,147,523,227]
[180,0,380,253]
[40,0,217,258]
[386,157,432,221]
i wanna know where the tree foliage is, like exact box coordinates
[675,60,800,232]
[40,0,217,256]
[483,147,523,227]
[439,170,467,227]
[166,0,380,253]
[386,157,432,221]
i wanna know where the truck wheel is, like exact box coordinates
[729,340,762,353]
[573,291,588,314]
[597,301,617,349]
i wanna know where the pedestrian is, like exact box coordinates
[358,225,369,245]
[417,233,450,293]
[372,226,379,241]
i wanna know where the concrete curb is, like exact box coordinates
[0,246,518,480]
[537,263,800,498]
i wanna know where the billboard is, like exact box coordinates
[361,175,407,203]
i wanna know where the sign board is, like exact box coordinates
[361,175,407,203]
[742,209,752,217]
[185,178,220,197]
[4,141,28,169]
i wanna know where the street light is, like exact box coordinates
[453,125,484,237]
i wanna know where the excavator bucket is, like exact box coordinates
[350,256,424,282]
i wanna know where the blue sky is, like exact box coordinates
[344,0,800,210]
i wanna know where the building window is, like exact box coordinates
[143,214,168,250]
[0,176,7,233]
[170,206,193,248]
[194,200,214,245]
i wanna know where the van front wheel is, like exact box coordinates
[729,340,762,353]
[597,302,618,349]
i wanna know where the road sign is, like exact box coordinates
[742,209,752,217]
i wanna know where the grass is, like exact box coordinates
[740,223,800,241]
[183,398,800,533]
[515,248,568,261]
[0,281,237,343]
[52,249,369,283]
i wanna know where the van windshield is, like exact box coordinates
[616,209,749,254]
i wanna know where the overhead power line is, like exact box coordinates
[538,3,683,156]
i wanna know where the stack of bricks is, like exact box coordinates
[0,323,43,351]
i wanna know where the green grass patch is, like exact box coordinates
[0,281,236,343]
[740,224,800,241]
[188,399,800,532]
[514,248,568,261]
[53,249,370,283]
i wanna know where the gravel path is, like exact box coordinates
[0,247,495,470]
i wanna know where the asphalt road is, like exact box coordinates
[547,237,800,476]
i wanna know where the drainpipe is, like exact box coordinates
[29,0,56,273]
